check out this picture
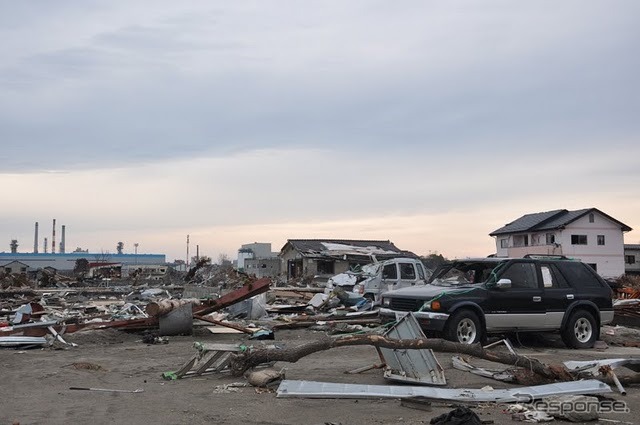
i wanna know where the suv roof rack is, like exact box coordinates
[523,254,571,260]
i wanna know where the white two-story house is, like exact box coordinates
[490,208,632,278]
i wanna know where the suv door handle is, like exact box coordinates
[533,296,542,302]
[566,294,574,300]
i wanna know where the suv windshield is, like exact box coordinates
[429,260,506,287]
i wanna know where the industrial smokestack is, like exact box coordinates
[44,237,48,253]
[34,222,39,253]
[60,225,66,254]
[52,218,56,254]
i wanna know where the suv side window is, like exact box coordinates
[499,263,539,289]
[558,262,603,288]
[400,263,416,279]
[540,263,570,288]
[416,263,426,280]
[382,264,398,279]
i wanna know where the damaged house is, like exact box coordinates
[490,208,632,278]
[279,239,417,283]
[1,260,29,275]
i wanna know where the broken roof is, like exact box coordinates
[281,239,413,259]
[490,208,632,236]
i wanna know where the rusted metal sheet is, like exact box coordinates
[194,278,271,316]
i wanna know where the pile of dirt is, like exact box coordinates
[63,328,142,345]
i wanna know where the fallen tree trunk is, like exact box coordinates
[229,334,574,383]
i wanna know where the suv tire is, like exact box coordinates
[445,310,482,344]
[562,310,597,349]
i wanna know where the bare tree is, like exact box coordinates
[94,250,112,263]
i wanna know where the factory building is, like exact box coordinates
[0,252,167,271]
[2,219,166,271]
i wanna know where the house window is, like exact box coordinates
[545,233,555,245]
[589,213,595,223]
[626,255,636,264]
[597,235,605,246]
[513,235,529,247]
[316,260,335,275]
[571,235,587,245]
[500,239,508,249]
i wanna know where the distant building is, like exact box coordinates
[490,208,631,278]
[244,258,281,279]
[87,262,122,279]
[123,264,168,281]
[1,260,29,275]
[279,239,417,282]
[236,242,277,271]
[624,244,640,275]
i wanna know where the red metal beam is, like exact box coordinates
[194,278,271,316]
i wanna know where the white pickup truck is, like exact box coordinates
[356,257,429,302]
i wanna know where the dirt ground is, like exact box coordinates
[3,328,639,425]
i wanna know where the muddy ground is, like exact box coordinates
[3,328,639,425]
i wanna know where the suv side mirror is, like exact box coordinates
[495,278,512,289]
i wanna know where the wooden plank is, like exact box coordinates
[174,355,198,378]
[194,351,226,375]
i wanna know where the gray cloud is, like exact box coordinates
[0,1,638,172]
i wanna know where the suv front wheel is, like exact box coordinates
[562,310,597,349]
[445,310,483,344]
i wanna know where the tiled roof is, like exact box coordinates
[490,210,565,235]
[490,208,632,236]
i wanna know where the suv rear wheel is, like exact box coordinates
[445,310,482,344]
[562,310,597,349]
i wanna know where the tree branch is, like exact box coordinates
[229,335,574,383]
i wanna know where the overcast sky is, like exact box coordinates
[1,1,638,262]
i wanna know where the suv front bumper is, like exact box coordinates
[379,308,450,332]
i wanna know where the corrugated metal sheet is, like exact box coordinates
[380,312,446,385]
[0,336,47,347]
[276,380,612,402]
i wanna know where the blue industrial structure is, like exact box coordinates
[0,252,166,271]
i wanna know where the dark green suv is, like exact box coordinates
[379,257,614,348]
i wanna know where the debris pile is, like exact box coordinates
[612,275,640,327]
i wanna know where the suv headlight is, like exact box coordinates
[422,300,441,311]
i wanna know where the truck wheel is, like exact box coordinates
[561,310,597,349]
[445,310,482,344]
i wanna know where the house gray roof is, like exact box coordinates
[625,244,640,251]
[1,260,29,267]
[490,208,632,236]
[281,239,414,258]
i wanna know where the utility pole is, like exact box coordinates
[134,243,139,266]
